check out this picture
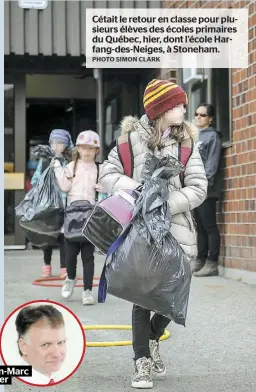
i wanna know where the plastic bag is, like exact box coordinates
[16,167,64,235]
[15,145,64,245]
[104,154,192,326]
[23,230,60,248]
[131,153,183,245]
[32,145,65,163]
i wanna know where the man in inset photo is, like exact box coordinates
[15,304,67,385]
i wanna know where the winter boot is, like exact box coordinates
[193,259,219,277]
[191,258,205,273]
[41,265,52,278]
[131,357,153,389]
[149,339,166,378]
[59,268,67,279]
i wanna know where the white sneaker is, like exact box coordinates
[149,339,166,378]
[61,278,76,299]
[131,357,153,389]
[82,289,96,305]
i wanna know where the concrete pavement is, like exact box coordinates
[4,249,256,392]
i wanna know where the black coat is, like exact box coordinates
[197,127,222,199]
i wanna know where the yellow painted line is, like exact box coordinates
[83,325,170,347]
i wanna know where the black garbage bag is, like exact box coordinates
[23,229,60,248]
[32,145,55,160]
[15,145,64,246]
[32,145,65,164]
[103,154,192,326]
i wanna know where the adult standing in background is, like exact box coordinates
[192,104,222,277]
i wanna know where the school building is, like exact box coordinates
[160,0,256,284]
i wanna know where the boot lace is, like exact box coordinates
[137,358,151,378]
[151,341,161,362]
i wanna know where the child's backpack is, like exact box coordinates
[117,131,193,187]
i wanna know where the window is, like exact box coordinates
[179,69,207,122]
[183,68,203,84]
[181,68,231,145]
[190,81,207,122]
[191,88,201,117]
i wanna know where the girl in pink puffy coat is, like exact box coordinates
[53,130,103,306]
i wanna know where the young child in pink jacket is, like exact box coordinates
[53,130,102,305]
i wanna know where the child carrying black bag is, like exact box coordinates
[53,130,104,306]
[99,79,208,389]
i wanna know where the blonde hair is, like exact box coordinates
[147,117,189,151]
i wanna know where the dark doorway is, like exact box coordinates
[26,99,96,160]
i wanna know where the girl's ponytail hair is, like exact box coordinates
[147,118,164,151]
[66,148,80,179]
[169,123,186,143]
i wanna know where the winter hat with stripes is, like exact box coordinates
[143,79,188,121]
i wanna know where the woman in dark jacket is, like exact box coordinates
[192,103,222,277]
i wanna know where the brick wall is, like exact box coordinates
[163,0,256,273]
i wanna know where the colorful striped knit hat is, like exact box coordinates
[143,79,188,121]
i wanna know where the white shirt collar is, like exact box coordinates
[19,357,54,385]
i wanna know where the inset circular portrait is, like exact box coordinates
[0,300,86,387]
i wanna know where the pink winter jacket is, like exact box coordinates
[53,160,100,206]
